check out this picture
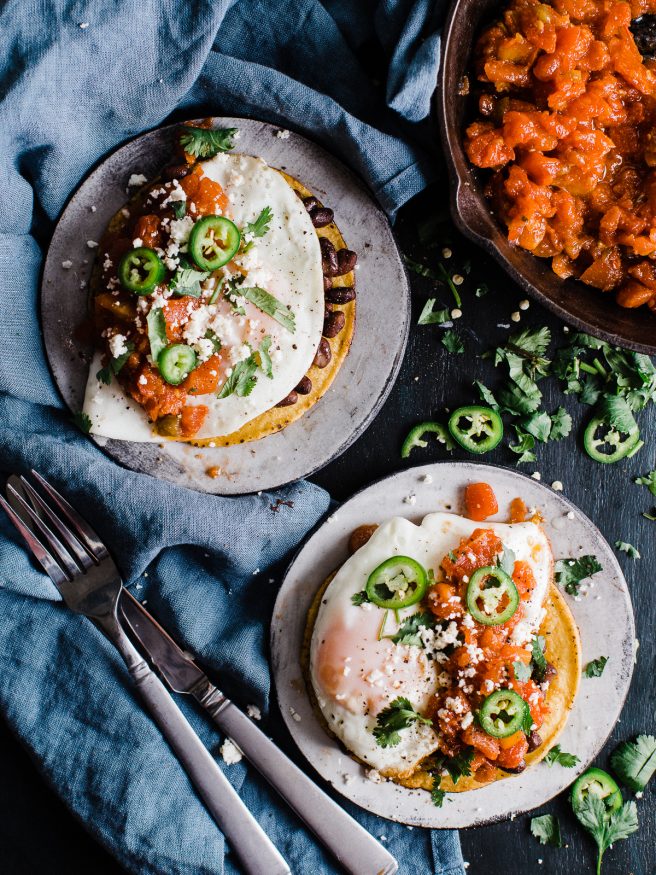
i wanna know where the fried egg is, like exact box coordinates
[83,153,324,441]
[309,512,552,777]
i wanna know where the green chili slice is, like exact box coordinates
[401,421,454,459]
[118,247,165,295]
[158,344,197,385]
[448,405,503,454]
[571,768,622,814]
[365,556,428,609]
[189,216,241,270]
[479,689,529,738]
[583,416,641,464]
[466,565,519,626]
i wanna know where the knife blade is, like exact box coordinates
[120,589,399,875]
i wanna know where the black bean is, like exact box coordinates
[323,275,332,292]
[498,761,526,774]
[543,662,558,682]
[313,337,332,369]
[310,207,334,228]
[302,196,320,213]
[161,164,190,181]
[323,310,346,338]
[276,390,298,408]
[527,731,543,752]
[295,376,312,395]
[326,286,356,305]
[320,237,338,276]
[336,248,357,275]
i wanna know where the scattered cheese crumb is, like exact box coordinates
[275,129,291,139]
[551,480,563,491]
[366,768,384,784]
[531,471,541,480]
[86,240,98,249]
[519,299,530,310]
[108,333,128,358]
[220,738,243,765]
[289,707,301,723]
[343,773,354,785]
[511,311,521,322]
[453,274,464,285]
[566,511,575,520]
[442,247,452,258]
[421,473,433,484]
[128,173,148,188]
[246,704,261,721]
[90,205,97,212]
[61,260,73,269]
[403,493,417,505]
[79,22,89,29]
[451,308,462,319]
[636,791,643,799]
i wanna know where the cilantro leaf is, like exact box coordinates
[172,200,186,219]
[441,330,464,354]
[438,747,475,784]
[595,395,638,435]
[218,353,258,399]
[610,735,656,791]
[522,410,552,443]
[373,697,432,748]
[386,611,435,647]
[180,126,237,159]
[574,795,638,874]
[231,286,296,333]
[146,307,168,364]
[513,660,532,682]
[643,509,656,521]
[509,427,537,464]
[96,366,112,385]
[405,256,441,280]
[418,298,450,325]
[72,411,92,434]
[498,544,516,576]
[257,335,273,379]
[584,656,608,678]
[550,406,572,440]
[634,470,656,497]
[351,590,370,606]
[614,540,640,559]
[530,814,563,847]
[475,284,489,298]
[170,264,209,298]
[555,555,602,596]
[544,744,580,768]
[431,778,446,808]
[242,207,273,252]
[531,635,548,682]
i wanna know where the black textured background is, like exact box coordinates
[1,183,653,875]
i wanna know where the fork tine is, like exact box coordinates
[30,470,109,560]
[19,477,95,570]
[7,486,80,580]
[0,495,68,588]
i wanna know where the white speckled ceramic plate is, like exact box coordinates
[41,118,409,495]
[270,462,635,828]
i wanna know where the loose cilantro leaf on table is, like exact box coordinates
[584,656,608,678]
[634,470,656,496]
[530,814,563,847]
[373,697,432,748]
[405,256,441,280]
[550,406,572,440]
[614,540,640,559]
[474,381,499,408]
[418,298,450,325]
[509,427,537,465]
[573,794,638,874]
[644,509,656,521]
[386,611,435,647]
[441,330,464,354]
[610,735,656,792]
[180,126,237,158]
[522,410,552,443]
[555,555,602,596]
[544,745,579,768]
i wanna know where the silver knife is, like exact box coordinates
[120,589,399,875]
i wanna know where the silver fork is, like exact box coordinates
[0,471,290,875]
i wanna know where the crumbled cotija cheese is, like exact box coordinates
[220,738,243,765]
[108,333,129,358]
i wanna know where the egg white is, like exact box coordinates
[309,512,552,776]
[83,153,324,441]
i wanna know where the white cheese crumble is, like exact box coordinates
[220,738,243,765]
[403,493,417,505]
[108,334,129,358]
[169,215,195,245]
[461,712,474,730]
[127,173,148,188]
[86,240,98,249]
[132,237,143,248]
[275,129,291,139]
[551,480,563,491]
[451,308,462,319]
[421,474,433,484]
[366,768,384,784]
[511,311,521,322]
[61,260,73,269]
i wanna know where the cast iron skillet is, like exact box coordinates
[437,0,656,354]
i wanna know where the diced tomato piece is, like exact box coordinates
[512,560,537,598]
[441,529,503,583]
[181,355,223,395]
[465,482,499,521]
[462,725,500,760]
[496,734,528,768]
[180,405,209,438]
[509,497,527,523]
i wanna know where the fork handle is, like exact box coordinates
[128,661,290,875]
[196,686,398,875]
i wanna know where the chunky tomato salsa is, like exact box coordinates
[465,0,656,313]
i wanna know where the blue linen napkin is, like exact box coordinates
[0,1,465,873]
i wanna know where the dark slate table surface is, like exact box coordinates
[2,182,653,875]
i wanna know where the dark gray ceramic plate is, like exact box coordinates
[271,462,635,827]
[41,118,410,495]
[438,0,656,354]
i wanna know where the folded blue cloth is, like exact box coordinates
[0,1,464,873]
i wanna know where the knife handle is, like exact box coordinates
[198,688,398,875]
[105,630,290,875]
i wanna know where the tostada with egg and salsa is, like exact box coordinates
[83,122,356,445]
[304,482,581,804]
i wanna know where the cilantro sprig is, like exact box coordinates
[555,555,602,596]
[373,697,432,748]
[574,794,638,874]
[242,207,273,252]
[614,540,640,559]
[530,813,563,847]
[584,656,608,678]
[180,126,237,159]
[544,745,579,768]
